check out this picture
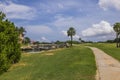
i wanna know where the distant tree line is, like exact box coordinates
[0,12,21,73]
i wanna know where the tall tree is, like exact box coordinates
[67,27,76,46]
[113,22,120,48]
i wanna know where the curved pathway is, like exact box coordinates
[88,47,120,80]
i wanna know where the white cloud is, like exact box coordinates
[52,15,81,30]
[0,1,36,20]
[54,15,73,27]
[99,0,120,10]
[82,21,114,37]
[26,25,53,35]
[41,37,49,42]
[38,0,79,13]
[73,35,79,40]
[62,30,67,36]
[24,25,53,41]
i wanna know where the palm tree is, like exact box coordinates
[113,22,120,48]
[67,27,76,46]
[17,27,26,44]
[19,27,26,35]
[24,37,31,44]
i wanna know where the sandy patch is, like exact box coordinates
[23,53,32,57]
[44,53,54,55]
[41,52,54,56]
[9,62,26,70]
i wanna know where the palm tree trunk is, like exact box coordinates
[71,35,73,46]
[118,35,120,48]
[116,33,119,48]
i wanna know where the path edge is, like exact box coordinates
[86,46,100,80]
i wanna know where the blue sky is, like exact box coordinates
[0,0,120,42]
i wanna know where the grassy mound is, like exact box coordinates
[88,43,120,61]
[0,45,96,80]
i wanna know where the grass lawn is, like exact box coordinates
[87,43,120,61]
[0,45,96,80]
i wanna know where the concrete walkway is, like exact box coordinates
[88,47,120,80]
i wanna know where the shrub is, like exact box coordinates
[0,12,21,73]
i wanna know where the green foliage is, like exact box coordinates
[33,41,40,45]
[113,23,120,33]
[66,40,79,44]
[0,12,6,20]
[0,45,96,80]
[16,26,26,35]
[0,12,21,73]
[55,40,65,44]
[113,22,120,47]
[0,53,10,73]
[24,37,31,44]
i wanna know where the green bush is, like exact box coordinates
[0,12,21,73]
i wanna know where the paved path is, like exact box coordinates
[88,47,120,80]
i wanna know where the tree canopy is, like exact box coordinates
[24,37,31,44]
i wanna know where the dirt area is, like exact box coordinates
[88,47,120,80]
[42,52,54,56]
[9,62,26,71]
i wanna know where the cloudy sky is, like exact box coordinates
[0,0,120,42]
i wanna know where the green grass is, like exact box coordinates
[0,45,96,80]
[87,43,120,61]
